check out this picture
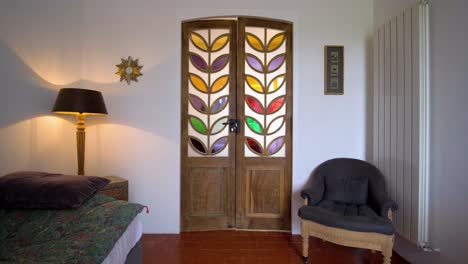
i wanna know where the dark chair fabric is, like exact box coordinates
[299,158,398,235]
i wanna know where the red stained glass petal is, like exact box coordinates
[267,96,285,114]
[246,95,264,114]
[246,137,263,155]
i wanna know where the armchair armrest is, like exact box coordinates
[300,173,324,206]
[300,187,323,206]
[373,195,398,218]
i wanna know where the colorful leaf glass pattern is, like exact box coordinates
[211,54,229,72]
[189,73,208,93]
[267,54,286,72]
[245,75,264,93]
[244,27,287,157]
[267,96,285,114]
[246,116,263,134]
[189,53,208,72]
[189,94,207,113]
[246,54,264,72]
[189,116,207,134]
[187,29,231,156]
[211,136,228,154]
[246,95,264,114]
[246,137,263,155]
[190,136,207,154]
[267,33,285,51]
[211,34,229,52]
[211,75,229,93]
[267,136,284,155]
[211,96,228,114]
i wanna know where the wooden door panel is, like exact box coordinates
[236,18,292,231]
[246,168,283,216]
[181,20,237,231]
[189,167,227,216]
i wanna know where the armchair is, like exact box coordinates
[299,158,397,264]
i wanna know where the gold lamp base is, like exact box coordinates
[76,114,86,175]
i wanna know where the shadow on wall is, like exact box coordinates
[0,40,59,128]
[0,39,179,142]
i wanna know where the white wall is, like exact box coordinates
[0,0,373,234]
[428,1,468,263]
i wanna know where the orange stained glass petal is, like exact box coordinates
[191,32,209,51]
[211,34,229,52]
[267,33,285,51]
[246,33,264,52]
[189,73,208,92]
[268,74,286,93]
[246,75,264,93]
[211,75,229,93]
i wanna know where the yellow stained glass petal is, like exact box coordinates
[267,33,285,51]
[211,75,229,93]
[189,73,208,92]
[211,34,229,52]
[191,32,209,51]
[246,75,264,93]
[267,74,286,93]
[246,33,264,52]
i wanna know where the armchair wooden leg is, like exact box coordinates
[301,221,309,264]
[382,239,393,264]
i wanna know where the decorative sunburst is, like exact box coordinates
[115,56,143,84]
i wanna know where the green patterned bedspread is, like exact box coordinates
[0,194,144,264]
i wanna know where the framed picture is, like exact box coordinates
[324,45,344,95]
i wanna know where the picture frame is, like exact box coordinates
[324,45,344,95]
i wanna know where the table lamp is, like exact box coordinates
[52,88,108,175]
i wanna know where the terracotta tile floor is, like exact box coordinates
[142,231,409,264]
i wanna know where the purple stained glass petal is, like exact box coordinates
[267,137,285,155]
[246,54,264,72]
[190,53,208,71]
[211,96,228,114]
[211,137,228,154]
[211,54,229,72]
[267,54,285,72]
[189,94,207,113]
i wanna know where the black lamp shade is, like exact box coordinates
[52,88,108,115]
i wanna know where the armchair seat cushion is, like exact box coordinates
[299,200,395,235]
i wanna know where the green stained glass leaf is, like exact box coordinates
[245,116,263,134]
[189,116,207,134]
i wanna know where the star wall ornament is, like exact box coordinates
[115,56,143,84]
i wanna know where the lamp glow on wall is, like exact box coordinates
[52,88,108,175]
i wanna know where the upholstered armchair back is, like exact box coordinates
[314,158,390,210]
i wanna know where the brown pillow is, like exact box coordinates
[0,171,110,209]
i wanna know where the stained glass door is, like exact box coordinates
[181,17,292,231]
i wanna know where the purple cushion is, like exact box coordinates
[0,171,110,209]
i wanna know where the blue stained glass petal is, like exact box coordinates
[211,137,228,154]
[246,54,264,72]
[189,94,207,113]
[211,96,228,114]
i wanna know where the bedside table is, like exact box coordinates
[99,176,128,201]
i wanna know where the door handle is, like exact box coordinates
[222,119,240,133]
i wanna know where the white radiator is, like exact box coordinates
[372,0,429,245]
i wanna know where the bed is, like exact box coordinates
[0,194,144,263]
